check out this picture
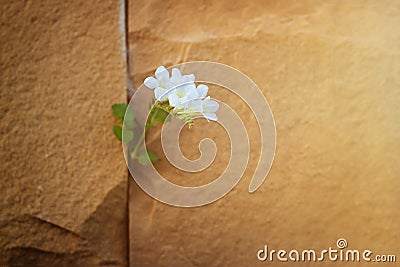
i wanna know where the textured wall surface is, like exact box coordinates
[129,1,400,266]
[0,1,127,266]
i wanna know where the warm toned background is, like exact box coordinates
[1,0,399,267]
[129,0,399,266]
[1,0,127,266]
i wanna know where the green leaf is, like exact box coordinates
[112,103,128,122]
[147,107,169,130]
[113,125,122,141]
[122,129,134,143]
[137,150,159,165]
[153,107,169,124]
[124,107,136,129]
[147,150,159,163]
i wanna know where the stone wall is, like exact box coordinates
[1,1,128,266]
[129,1,400,266]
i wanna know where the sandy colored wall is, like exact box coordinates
[1,0,127,266]
[129,1,400,266]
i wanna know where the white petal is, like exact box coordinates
[179,97,194,109]
[202,112,218,121]
[186,100,203,112]
[171,68,182,79]
[154,87,167,101]
[155,66,169,82]
[183,74,195,83]
[174,83,189,93]
[203,99,219,113]
[164,80,175,90]
[174,80,195,91]
[186,85,199,99]
[181,91,199,107]
[144,77,159,89]
[168,93,181,107]
[197,84,208,98]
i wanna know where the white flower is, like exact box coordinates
[180,96,219,121]
[144,66,171,101]
[144,66,197,102]
[196,84,208,98]
[143,66,218,121]
[170,83,210,110]
[144,66,169,89]
[170,68,195,87]
[154,87,169,101]
[168,83,199,108]
[162,68,198,105]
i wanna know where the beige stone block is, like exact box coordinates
[129,1,400,266]
[1,0,128,266]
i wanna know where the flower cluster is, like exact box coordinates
[144,66,219,123]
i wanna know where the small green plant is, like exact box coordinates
[112,103,130,141]
[112,103,161,165]
[112,65,220,166]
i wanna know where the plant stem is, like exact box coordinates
[130,102,171,160]
[130,130,145,159]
